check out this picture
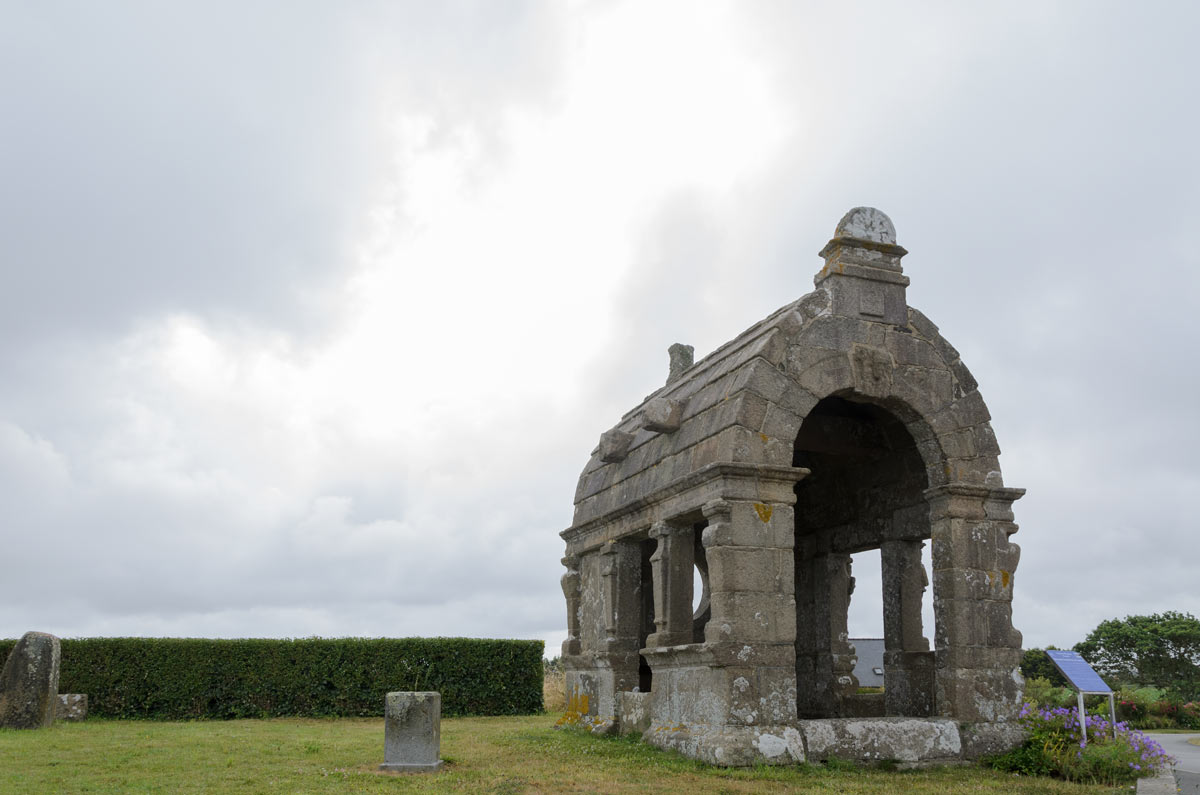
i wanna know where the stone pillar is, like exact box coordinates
[927,484,1025,722]
[646,521,694,649]
[699,498,798,727]
[794,532,820,716]
[563,539,644,733]
[380,691,443,772]
[599,539,643,687]
[811,548,859,711]
[881,539,933,716]
[561,555,581,657]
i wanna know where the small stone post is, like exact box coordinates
[380,692,443,772]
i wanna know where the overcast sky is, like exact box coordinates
[2,1,1197,658]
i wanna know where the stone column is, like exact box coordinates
[794,532,820,716]
[646,521,694,649]
[599,540,643,659]
[561,555,581,657]
[881,539,933,716]
[564,539,643,733]
[700,498,798,727]
[927,484,1025,722]
[811,547,859,711]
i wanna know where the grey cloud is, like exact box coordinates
[1,1,564,345]
[2,2,1197,653]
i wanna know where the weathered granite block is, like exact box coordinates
[380,692,443,772]
[617,691,651,735]
[57,693,88,721]
[0,631,61,729]
[802,717,962,763]
[958,721,1027,760]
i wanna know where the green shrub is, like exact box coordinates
[988,704,1174,786]
[1020,648,1068,687]
[1022,676,1075,709]
[0,636,543,720]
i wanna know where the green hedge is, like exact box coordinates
[0,637,543,719]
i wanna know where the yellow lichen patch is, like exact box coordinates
[753,503,773,523]
[556,690,590,727]
[1001,570,1011,588]
[759,433,769,443]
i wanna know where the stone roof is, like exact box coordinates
[565,207,1009,548]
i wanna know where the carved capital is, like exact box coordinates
[648,521,673,540]
[701,499,732,523]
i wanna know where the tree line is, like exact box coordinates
[1022,610,1200,700]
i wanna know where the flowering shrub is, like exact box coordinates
[988,704,1175,785]
[1180,701,1200,730]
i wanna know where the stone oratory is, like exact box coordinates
[559,208,1026,766]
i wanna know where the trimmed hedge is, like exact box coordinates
[0,637,543,719]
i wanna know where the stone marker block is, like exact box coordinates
[0,631,61,729]
[57,693,88,721]
[380,691,443,772]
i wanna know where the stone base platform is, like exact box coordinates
[379,761,445,773]
[645,723,806,766]
[641,718,1024,767]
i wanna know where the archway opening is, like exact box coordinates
[791,395,932,718]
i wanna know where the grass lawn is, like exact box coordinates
[0,714,1130,794]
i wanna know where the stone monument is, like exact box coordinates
[559,208,1026,765]
[380,691,444,772]
[0,631,62,729]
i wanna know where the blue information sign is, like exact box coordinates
[1045,650,1112,693]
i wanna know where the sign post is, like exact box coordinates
[1045,650,1117,745]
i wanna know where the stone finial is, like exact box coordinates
[598,429,635,463]
[816,207,909,325]
[0,631,61,729]
[834,206,897,244]
[667,343,694,384]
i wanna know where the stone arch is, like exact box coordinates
[788,393,933,718]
